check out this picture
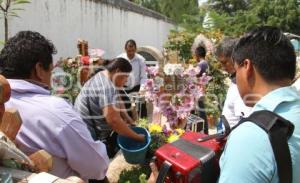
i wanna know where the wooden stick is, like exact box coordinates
[0,108,22,141]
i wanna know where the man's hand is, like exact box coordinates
[136,134,146,142]
[148,162,159,183]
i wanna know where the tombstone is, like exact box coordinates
[186,114,205,133]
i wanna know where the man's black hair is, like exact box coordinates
[0,31,57,79]
[195,46,206,58]
[125,39,137,49]
[103,57,132,73]
[232,26,296,82]
[215,37,239,58]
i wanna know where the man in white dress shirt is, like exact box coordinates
[215,37,252,127]
[118,39,147,118]
[118,39,147,92]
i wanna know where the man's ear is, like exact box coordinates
[34,62,44,81]
[243,59,255,87]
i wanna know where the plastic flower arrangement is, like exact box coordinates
[144,64,211,126]
[147,124,185,157]
[51,52,104,103]
[51,57,82,103]
[149,124,163,134]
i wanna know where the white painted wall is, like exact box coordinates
[0,0,175,60]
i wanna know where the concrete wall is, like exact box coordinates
[0,0,175,60]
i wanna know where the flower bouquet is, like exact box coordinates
[52,39,105,103]
[51,57,82,103]
[147,124,185,156]
[143,63,211,127]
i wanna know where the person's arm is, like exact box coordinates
[57,116,109,180]
[219,122,275,183]
[99,87,142,141]
[117,95,135,125]
[198,61,208,76]
[103,105,144,141]
[222,84,241,127]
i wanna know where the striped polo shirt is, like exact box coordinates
[74,72,117,140]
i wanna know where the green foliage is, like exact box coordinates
[180,13,205,33]
[131,0,199,23]
[0,0,31,42]
[148,133,167,157]
[118,125,167,182]
[160,0,199,23]
[207,0,300,35]
[118,165,151,183]
[51,57,81,104]
[137,118,148,129]
[164,31,197,62]
[163,29,228,119]
[208,0,250,15]
[205,56,228,118]
[134,0,162,14]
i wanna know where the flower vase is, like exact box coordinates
[207,115,217,129]
[164,75,174,92]
[170,118,187,130]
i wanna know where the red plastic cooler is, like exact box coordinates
[154,132,226,183]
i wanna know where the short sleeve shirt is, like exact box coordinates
[74,72,117,140]
[219,86,300,183]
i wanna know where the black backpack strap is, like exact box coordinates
[220,114,231,136]
[156,161,172,183]
[237,110,294,183]
[197,114,231,142]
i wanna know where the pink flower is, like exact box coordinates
[143,64,211,126]
[199,74,212,85]
[56,87,65,94]
[81,56,90,65]
[145,79,153,88]
[145,66,159,77]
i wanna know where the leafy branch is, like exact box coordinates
[0,0,30,42]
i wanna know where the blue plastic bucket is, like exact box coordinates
[117,127,151,164]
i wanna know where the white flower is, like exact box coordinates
[163,64,183,76]
[173,67,184,76]
[164,64,174,75]
[67,59,74,65]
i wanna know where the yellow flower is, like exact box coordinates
[167,134,180,143]
[175,128,185,136]
[149,124,162,134]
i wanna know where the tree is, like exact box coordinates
[130,0,199,24]
[251,0,300,33]
[139,0,161,13]
[160,0,199,23]
[208,0,250,15]
[0,0,30,42]
[207,0,300,35]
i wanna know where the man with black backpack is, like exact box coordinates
[218,27,300,182]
